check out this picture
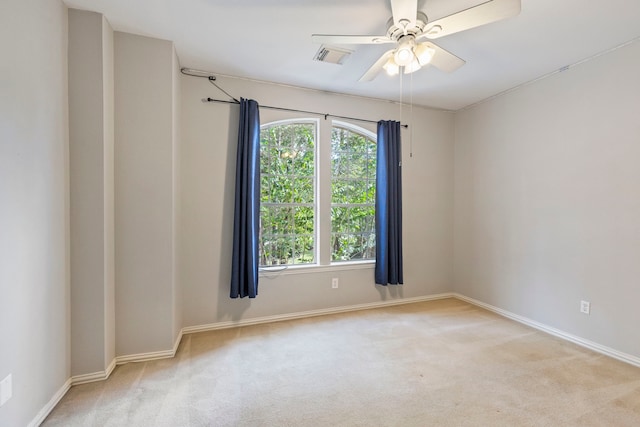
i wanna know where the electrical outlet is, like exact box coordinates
[0,374,12,407]
[331,278,339,289]
[580,300,591,315]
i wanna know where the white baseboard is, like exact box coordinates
[28,378,71,427]
[70,358,116,386]
[115,329,183,365]
[34,292,640,426]
[452,293,640,368]
[182,293,455,334]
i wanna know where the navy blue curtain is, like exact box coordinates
[375,120,403,285]
[230,98,260,298]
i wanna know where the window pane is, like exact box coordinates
[293,177,314,203]
[294,206,314,234]
[331,206,350,233]
[294,234,314,264]
[331,232,376,261]
[292,149,313,175]
[365,179,375,204]
[260,173,270,202]
[260,122,316,266]
[331,125,376,262]
[331,180,348,204]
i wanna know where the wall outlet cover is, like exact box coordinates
[580,300,591,315]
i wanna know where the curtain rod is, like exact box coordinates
[181,68,240,103]
[181,68,408,128]
[204,97,408,128]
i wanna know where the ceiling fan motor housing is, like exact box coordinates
[386,12,428,41]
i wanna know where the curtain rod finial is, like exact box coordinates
[181,67,217,80]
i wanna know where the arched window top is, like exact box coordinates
[260,117,319,130]
[258,117,376,267]
[332,120,376,141]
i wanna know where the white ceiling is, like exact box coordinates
[63,0,640,111]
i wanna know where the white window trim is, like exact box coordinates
[260,118,319,266]
[259,259,374,277]
[328,120,377,263]
[259,117,376,271]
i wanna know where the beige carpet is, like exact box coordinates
[43,298,640,426]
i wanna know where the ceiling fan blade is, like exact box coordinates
[424,0,520,39]
[422,42,466,73]
[312,34,393,45]
[359,49,395,82]
[390,0,418,28]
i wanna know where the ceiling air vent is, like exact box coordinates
[313,45,352,65]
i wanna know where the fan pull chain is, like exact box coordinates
[398,70,403,125]
[409,69,413,158]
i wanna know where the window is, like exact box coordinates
[331,125,376,261]
[260,121,316,266]
[259,119,375,267]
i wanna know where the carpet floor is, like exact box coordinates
[43,298,640,426]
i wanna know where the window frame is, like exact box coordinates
[258,117,376,274]
[259,118,319,267]
[330,121,377,263]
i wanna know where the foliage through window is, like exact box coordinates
[260,122,315,266]
[259,119,376,267]
[331,125,376,261]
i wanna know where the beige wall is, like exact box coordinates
[172,48,183,343]
[103,12,117,375]
[14,5,640,425]
[114,32,181,356]
[0,1,70,425]
[454,40,640,358]
[179,75,455,327]
[68,8,116,377]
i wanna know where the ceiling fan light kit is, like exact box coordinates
[415,43,435,65]
[311,0,521,81]
[383,57,400,76]
[383,35,437,76]
[403,57,422,74]
[394,36,416,66]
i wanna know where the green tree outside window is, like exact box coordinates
[259,120,376,267]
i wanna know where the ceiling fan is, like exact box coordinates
[312,0,521,81]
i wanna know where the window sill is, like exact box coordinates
[259,260,374,277]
